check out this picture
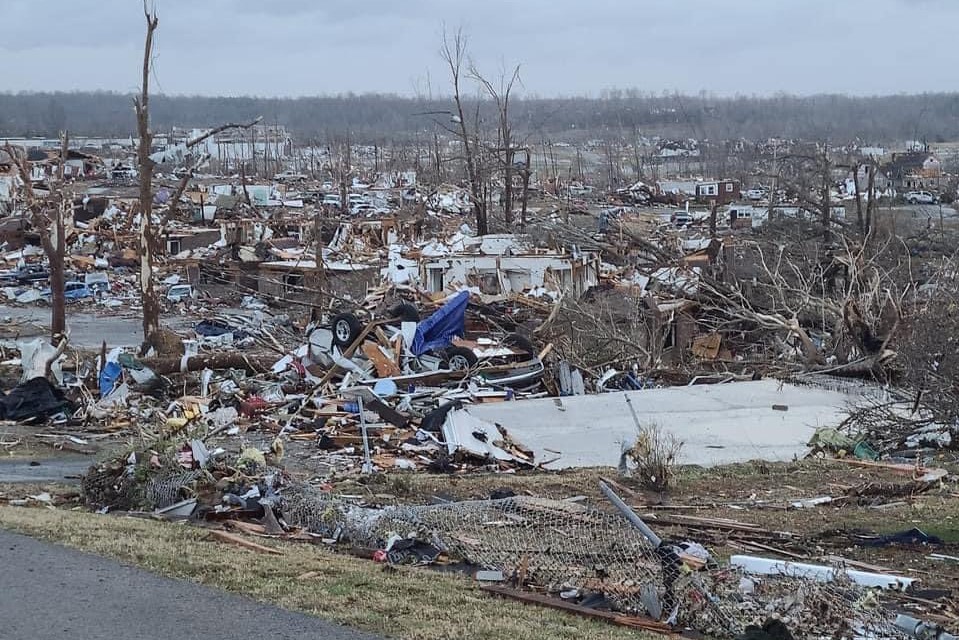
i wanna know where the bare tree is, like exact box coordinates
[470,63,521,226]
[775,142,836,240]
[324,136,354,216]
[695,233,904,371]
[850,158,879,236]
[158,119,261,223]
[441,28,488,235]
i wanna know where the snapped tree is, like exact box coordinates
[134,1,259,350]
[440,29,488,236]
[4,134,70,345]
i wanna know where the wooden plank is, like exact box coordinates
[373,326,392,348]
[208,530,284,555]
[361,341,401,377]
[731,540,807,560]
[479,585,675,635]
[226,520,268,535]
[536,342,554,360]
[363,396,411,429]
[599,476,643,502]
[649,513,765,531]
[392,334,403,368]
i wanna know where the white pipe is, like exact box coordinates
[730,555,916,590]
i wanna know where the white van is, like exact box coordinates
[84,272,111,293]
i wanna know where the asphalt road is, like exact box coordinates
[0,306,196,348]
[0,529,383,640]
[0,456,91,483]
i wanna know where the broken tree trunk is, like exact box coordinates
[520,151,531,226]
[44,199,66,343]
[135,5,161,349]
[142,353,277,375]
[46,130,68,343]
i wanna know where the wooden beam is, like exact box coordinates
[479,585,676,635]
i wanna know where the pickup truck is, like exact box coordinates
[273,170,307,182]
[1,265,51,284]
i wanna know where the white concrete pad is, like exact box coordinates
[466,380,862,468]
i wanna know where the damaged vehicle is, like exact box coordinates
[40,281,93,302]
[314,291,544,389]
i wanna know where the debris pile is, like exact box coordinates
[77,437,950,640]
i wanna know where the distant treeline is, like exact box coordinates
[3,90,959,145]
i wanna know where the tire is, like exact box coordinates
[503,332,535,355]
[445,346,478,371]
[331,313,363,348]
[389,303,420,323]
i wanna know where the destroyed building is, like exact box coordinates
[418,234,600,296]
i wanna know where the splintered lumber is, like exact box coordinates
[646,513,765,531]
[226,520,268,535]
[537,342,554,360]
[480,585,676,635]
[317,318,393,386]
[208,530,284,555]
[361,341,401,377]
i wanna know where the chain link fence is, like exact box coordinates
[78,456,930,638]
[278,485,918,638]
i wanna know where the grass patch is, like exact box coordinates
[0,505,657,640]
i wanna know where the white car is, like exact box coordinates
[745,188,766,201]
[351,203,376,216]
[166,284,196,303]
[904,190,937,205]
[273,170,307,181]
[84,272,111,294]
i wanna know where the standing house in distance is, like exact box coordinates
[696,179,740,206]
[419,234,600,296]
[725,203,846,229]
[882,151,941,192]
[656,178,740,205]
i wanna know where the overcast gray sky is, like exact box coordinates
[0,0,952,97]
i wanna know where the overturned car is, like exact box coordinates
[311,291,544,390]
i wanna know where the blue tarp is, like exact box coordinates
[99,361,122,398]
[410,290,469,356]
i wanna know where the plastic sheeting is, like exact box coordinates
[99,362,122,398]
[0,377,70,421]
[410,291,469,356]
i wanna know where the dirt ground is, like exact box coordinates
[328,457,959,592]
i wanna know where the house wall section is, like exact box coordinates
[164,229,221,254]
[422,255,599,296]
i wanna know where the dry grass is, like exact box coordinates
[0,505,657,640]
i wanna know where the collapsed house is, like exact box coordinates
[417,234,600,297]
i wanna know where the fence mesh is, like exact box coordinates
[81,462,201,511]
[278,488,917,638]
